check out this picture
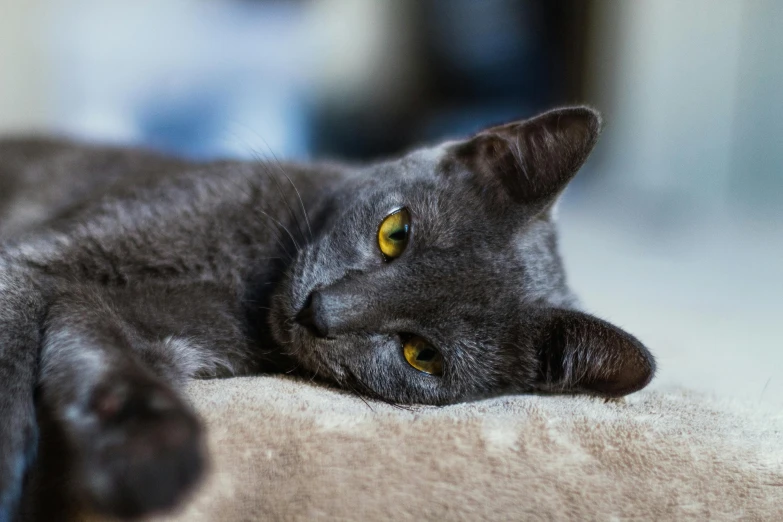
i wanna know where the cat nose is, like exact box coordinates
[295,291,329,338]
[296,280,373,338]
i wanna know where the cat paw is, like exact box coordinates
[77,377,206,520]
[0,403,37,522]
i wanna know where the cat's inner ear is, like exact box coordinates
[521,308,655,397]
[449,106,602,208]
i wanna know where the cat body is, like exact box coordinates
[0,107,655,520]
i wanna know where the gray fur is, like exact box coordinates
[0,106,654,520]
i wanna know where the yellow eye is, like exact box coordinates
[377,208,410,260]
[403,336,443,376]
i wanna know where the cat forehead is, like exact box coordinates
[404,142,455,166]
[364,142,455,182]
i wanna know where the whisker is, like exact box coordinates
[309,359,321,384]
[344,380,375,412]
[280,167,313,242]
[346,369,415,412]
[245,148,308,245]
[205,169,295,262]
[258,141,314,242]
[223,165,297,259]
[256,208,301,252]
[259,157,309,245]
[241,137,308,246]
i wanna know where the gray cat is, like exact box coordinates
[0,106,654,520]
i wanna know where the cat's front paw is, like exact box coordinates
[77,377,206,519]
[0,399,37,522]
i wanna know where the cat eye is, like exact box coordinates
[402,335,443,376]
[377,208,410,260]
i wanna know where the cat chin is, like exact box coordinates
[290,330,348,384]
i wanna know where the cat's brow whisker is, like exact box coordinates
[207,172,296,262]
[278,168,312,242]
[227,125,309,246]
[256,208,301,253]
[258,142,314,242]
[224,165,297,260]
[251,151,308,246]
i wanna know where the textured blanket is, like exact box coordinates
[130,376,783,521]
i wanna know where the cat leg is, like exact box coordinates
[0,269,45,522]
[35,283,241,519]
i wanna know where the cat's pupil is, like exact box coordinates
[416,348,435,362]
[389,229,406,241]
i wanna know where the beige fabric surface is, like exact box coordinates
[145,376,783,521]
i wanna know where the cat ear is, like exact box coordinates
[449,106,602,208]
[519,308,655,397]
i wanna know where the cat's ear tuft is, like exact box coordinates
[450,106,602,208]
[521,308,654,397]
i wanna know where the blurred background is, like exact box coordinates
[1,0,781,405]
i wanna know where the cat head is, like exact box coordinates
[270,106,655,405]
